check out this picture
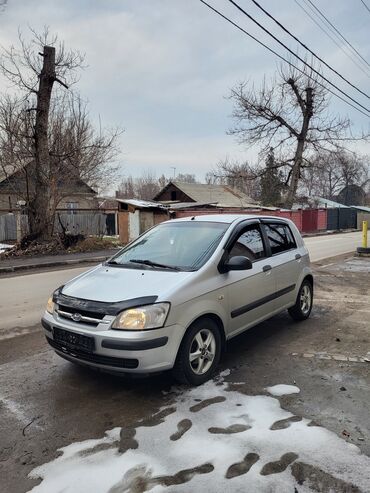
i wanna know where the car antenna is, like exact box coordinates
[191,216,195,220]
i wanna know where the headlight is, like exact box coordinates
[112,303,170,330]
[46,296,55,314]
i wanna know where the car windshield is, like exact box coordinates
[108,221,229,271]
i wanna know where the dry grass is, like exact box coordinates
[69,236,122,252]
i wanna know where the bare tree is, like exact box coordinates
[205,157,259,201]
[135,170,161,200]
[158,174,168,189]
[301,150,369,201]
[0,28,121,240]
[117,170,161,201]
[175,173,197,183]
[229,64,367,208]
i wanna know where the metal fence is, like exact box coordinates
[0,212,109,242]
[55,213,107,236]
[0,214,28,242]
[327,208,357,230]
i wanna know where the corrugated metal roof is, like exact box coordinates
[314,197,349,208]
[167,201,218,210]
[116,198,167,209]
[155,181,258,207]
[214,202,259,209]
[350,205,370,213]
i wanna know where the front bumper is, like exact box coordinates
[42,311,186,374]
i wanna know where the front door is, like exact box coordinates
[224,223,277,338]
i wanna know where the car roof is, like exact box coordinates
[169,214,291,225]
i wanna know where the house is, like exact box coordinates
[153,181,258,208]
[0,164,98,214]
[337,184,366,206]
[116,182,261,244]
[116,199,168,243]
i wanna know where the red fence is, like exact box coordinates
[173,208,327,233]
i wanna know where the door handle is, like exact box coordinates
[295,253,301,260]
[263,265,272,272]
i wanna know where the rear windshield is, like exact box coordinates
[109,221,229,271]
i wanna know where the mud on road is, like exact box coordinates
[0,254,369,492]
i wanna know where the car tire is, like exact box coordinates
[173,317,222,386]
[288,278,313,321]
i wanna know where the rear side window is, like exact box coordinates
[229,225,266,261]
[264,223,296,255]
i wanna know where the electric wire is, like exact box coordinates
[360,0,370,15]
[305,0,370,71]
[198,0,370,117]
[226,0,370,113]
[294,0,370,79]
[249,0,370,100]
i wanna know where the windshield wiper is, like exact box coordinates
[129,259,181,271]
[106,259,120,265]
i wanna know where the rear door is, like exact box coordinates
[261,221,301,309]
[224,222,277,337]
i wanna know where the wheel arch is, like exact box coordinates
[303,274,314,291]
[178,313,226,355]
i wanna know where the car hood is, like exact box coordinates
[61,264,193,303]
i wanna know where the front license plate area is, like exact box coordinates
[53,327,95,353]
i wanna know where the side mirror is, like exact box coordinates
[223,255,253,272]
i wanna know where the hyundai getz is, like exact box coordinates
[42,215,313,385]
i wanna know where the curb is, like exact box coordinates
[0,255,111,274]
[302,229,358,238]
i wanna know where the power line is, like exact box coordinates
[249,0,370,100]
[360,0,370,15]
[305,0,370,71]
[198,0,370,117]
[227,0,370,113]
[294,0,370,79]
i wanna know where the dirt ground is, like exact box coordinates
[0,254,369,492]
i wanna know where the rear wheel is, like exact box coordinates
[173,318,222,386]
[288,279,313,321]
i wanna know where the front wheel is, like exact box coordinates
[288,279,313,321]
[173,318,222,386]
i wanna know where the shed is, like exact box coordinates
[116,199,168,243]
[350,205,370,229]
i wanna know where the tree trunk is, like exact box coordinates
[285,87,313,209]
[28,46,56,240]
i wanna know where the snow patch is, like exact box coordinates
[219,369,231,378]
[0,242,12,254]
[28,381,370,493]
[266,384,300,396]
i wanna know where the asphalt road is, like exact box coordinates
[0,230,363,337]
[1,255,369,492]
[303,230,362,262]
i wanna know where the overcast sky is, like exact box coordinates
[0,0,369,184]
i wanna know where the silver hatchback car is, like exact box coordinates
[42,215,313,385]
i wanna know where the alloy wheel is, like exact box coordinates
[300,284,312,315]
[189,328,216,375]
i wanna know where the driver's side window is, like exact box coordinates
[228,225,266,262]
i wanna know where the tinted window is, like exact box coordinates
[264,223,296,254]
[229,226,266,261]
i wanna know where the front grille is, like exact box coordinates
[56,304,107,326]
[46,337,139,369]
[58,304,105,320]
